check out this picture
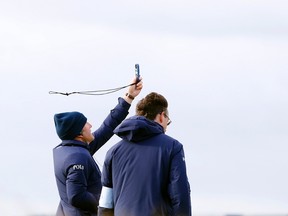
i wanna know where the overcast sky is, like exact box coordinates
[0,0,288,215]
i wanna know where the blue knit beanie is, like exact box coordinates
[54,111,87,140]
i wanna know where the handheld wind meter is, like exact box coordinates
[135,64,140,82]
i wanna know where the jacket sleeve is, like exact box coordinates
[168,144,192,216]
[98,207,114,216]
[97,147,115,216]
[65,153,98,213]
[101,146,114,188]
[89,97,131,155]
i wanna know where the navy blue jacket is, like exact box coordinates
[53,98,131,216]
[100,116,192,216]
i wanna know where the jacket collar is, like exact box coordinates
[59,140,89,149]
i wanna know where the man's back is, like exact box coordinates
[101,116,191,216]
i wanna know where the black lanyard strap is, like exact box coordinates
[49,82,137,96]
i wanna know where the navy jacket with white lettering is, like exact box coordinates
[53,98,130,216]
[100,116,192,216]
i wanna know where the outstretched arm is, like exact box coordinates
[89,77,143,154]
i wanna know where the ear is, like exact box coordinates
[154,113,161,124]
[158,112,165,124]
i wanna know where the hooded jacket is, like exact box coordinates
[100,116,192,216]
[53,97,131,216]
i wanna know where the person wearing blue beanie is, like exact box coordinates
[53,76,143,216]
[54,111,87,140]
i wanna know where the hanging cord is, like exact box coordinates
[49,81,138,96]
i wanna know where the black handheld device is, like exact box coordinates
[135,64,140,82]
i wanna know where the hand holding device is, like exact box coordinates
[135,64,140,82]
